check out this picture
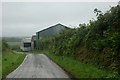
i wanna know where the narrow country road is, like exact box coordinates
[7,54,70,78]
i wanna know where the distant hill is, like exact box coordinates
[2,37,23,42]
[2,37,25,50]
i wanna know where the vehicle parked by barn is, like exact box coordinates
[20,38,31,52]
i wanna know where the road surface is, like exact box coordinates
[7,54,70,78]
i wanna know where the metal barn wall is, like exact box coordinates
[36,24,67,49]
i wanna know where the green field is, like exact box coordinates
[7,42,20,47]
[2,51,26,78]
[43,51,119,78]
[0,54,2,78]
[0,40,2,78]
[3,37,22,50]
[6,41,21,51]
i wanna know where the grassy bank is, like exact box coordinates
[42,50,119,78]
[2,50,26,78]
[0,40,2,78]
[0,54,2,78]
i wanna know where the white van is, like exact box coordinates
[20,38,31,52]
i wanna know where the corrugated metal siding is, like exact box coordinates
[36,24,69,49]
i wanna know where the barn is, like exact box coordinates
[31,35,36,50]
[23,23,70,50]
[36,23,70,49]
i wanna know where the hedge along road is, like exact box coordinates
[7,54,70,78]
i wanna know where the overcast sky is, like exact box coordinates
[2,2,118,37]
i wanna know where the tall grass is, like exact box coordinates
[43,51,119,78]
[2,51,26,78]
[0,54,1,78]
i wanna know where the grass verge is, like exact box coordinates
[42,50,119,78]
[0,54,2,78]
[2,50,26,78]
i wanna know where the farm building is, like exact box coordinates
[31,35,36,50]
[36,23,70,49]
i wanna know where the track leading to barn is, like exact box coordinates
[7,54,70,78]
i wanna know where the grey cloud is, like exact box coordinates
[2,2,117,37]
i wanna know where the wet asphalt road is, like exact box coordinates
[7,54,70,78]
